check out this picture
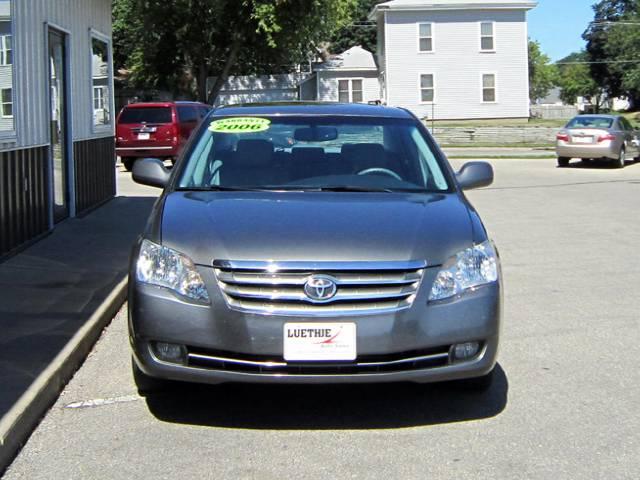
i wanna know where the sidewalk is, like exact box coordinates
[0,195,155,471]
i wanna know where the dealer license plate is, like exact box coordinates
[137,133,150,140]
[283,323,356,361]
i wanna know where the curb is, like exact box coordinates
[0,276,128,474]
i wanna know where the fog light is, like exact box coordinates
[153,342,186,364]
[451,342,480,361]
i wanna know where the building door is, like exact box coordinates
[48,28,70,223]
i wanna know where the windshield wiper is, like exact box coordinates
[309,185,421,193]
[176,186,279,192]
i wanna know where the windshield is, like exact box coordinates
[566,117,613,129]
[177,116,451,192]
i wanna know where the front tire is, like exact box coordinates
[132,357,173,395]
[449,368,495,392]
[122,157,135,172]
[557,157,570,167]
[614,147,625,169]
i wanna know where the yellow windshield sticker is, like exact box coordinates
[209,117,271,133]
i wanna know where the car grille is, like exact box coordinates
[186,344,451,375]
[213,260,426,316]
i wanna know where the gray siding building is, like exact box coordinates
[0,0,115,258]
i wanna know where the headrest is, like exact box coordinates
[341,143,387,170]
[234,139,273,166]
[291,147,325,162]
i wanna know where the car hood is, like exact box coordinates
[160,191,476,267]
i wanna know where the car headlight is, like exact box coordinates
[136,239,210,304]
[429,240,499,302]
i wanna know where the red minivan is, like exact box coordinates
[116,101,211,171]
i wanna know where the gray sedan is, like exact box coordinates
[128,103,501,393]
[556,114,640,168]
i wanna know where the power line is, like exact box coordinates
[556,60,640,65]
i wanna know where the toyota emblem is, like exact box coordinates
[304,275,338,302]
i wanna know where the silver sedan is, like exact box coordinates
[556,114,640,168]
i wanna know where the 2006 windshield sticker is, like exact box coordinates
[209,117,271,133]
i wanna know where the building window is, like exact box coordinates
[91,36,111,127]
[420,74,434,103]
[418,23,433,52]
[0,35,12,66]
[480,22,495,51]
[338,79,364,103]
[1,88,12,117]
[93,86,106,110]
[482,74,496,102]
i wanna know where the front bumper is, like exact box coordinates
[129,267,502,385]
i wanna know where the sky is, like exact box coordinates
[528,0,597,62]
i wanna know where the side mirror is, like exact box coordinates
[456,161,494,190]
[132,158,170,188]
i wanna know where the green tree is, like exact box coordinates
[113,0,357,103]
[328,0,386,54]
[583,0,640,105]
[556,51,604,108]
[528,39,558,102]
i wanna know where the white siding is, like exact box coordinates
[317,71,381,103]
[384,9,529,120]
[11,0,112,149]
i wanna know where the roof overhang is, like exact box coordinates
[368,1,537,20]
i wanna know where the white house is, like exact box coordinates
[369,0,536,120]
[299,46,381,104]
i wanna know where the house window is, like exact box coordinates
[1,88,13,117]
[91,36,111,127]
[418,23,433,52]
[93,86,105,110]
[482,74,496,102]
[420,74,434,103]
[338,79,364,103]
[0,35,12,66]
[480,22,495,51]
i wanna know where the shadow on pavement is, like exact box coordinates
[0,196,155,420]
[145,364,508,430]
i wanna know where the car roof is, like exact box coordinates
[213,102,415,119]
[572,114,619,119]
[124,101,209,108]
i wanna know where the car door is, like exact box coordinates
[176,105,199,151]
[620,117,640,157]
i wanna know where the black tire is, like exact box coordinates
[557,157,570,167]
[132,357,173,395]
[122,157,135,172]
[614,147,625,169]
[450,368,495,392]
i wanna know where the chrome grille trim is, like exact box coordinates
[213,260,426,316]
[186,349,451,374]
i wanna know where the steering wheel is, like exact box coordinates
[357,167,402,181]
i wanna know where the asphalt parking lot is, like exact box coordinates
[4,158,640,479]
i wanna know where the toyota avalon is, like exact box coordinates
[129,103,502,393]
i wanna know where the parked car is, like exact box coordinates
[128,102,502,393]
[556,114,640,168]
[116,101,211,171]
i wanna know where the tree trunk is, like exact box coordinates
[197,62,208,103]
[206,40,241,105]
